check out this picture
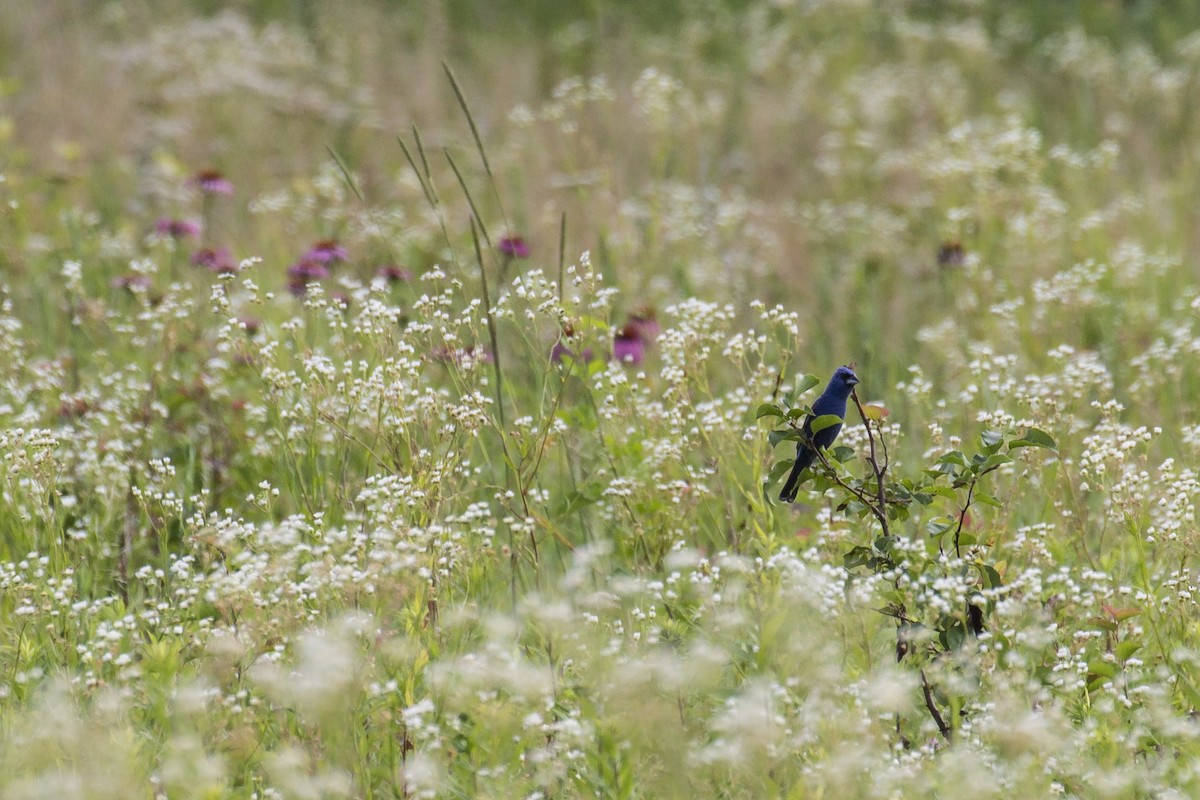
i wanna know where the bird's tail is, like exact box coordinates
[778,450,814,503]
[779,469,801,503]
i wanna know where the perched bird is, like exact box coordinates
[779,365,859,502]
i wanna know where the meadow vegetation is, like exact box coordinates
[2,1,1200,796]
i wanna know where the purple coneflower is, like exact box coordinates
[498,236,530,259]
[304,239,348,265]
[551,339,595,364]
[287,259,330,283]
[191,247,237,274]
[287,258,330,296]
[613,326,646,366]
[190,169,234,195]
[625,306,661,343]
[154,218,201,239]
[377,264,413,284]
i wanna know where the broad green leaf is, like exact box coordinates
[941,620,966,651]
[768,429,799,448]
[794,373,821,395]
[767,458,794,483]
[830,445,856,462]
[1009,428,1058,451]
[809,414,843,435]
[938,451,969,467]
[980,564,1002,589]
[844,545,873,569]
[980,429,1004,449]
[927,518,954,537]
[1116,640,1143,661]
[755,403,784,420]
[979,453,1012,471]
[973,491,1002,508]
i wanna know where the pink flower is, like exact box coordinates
[377,264,413,284]
[304,239,348,265]
[625,306,661,343]
[613,326,646,365]
[287,259,330,296]
[498,236,530,259]
[551,339,595,364]
[154,218,201,239]
[191,247,237,274]
[190,169,234,195]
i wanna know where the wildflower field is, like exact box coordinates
[5,1,1200,797]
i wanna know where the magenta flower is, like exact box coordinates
[190,169,234,195]
[154,218,201,239]
[287,258,330,296]
[498,236,530,259]
[377,264,413,284]
[304,239,348,265]
[287,259,330,282]
[613,326,646,366]
[551,339,595,364]
[191,247,237,274]
[625,306,661,343]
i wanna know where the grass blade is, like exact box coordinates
[324,145,364,202]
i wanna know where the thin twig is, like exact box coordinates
[850,390,889,538]
[921,668,952,740]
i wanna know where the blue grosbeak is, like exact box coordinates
[779,365,859,502]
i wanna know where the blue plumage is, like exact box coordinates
[779,366,859,502]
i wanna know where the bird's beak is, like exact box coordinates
[847,376,859,386]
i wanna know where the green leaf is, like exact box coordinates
[973,491,1002,508]
[979,453,1012,472]
[980,564,1003,589]
[768,429,798,448]
[794,374,821,395]
[980,429,1004,450]
[940,620,966,651]
[927,518,954,537]
[938,451,969,467]
[1116,640,1143,662]
[786,407,810,420]
[1009,428,1057,451]
[829,445,856,462]
[844,546,873,570]
[756,403,784,420]
[809,414,843,435]
[767,458,794,484]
